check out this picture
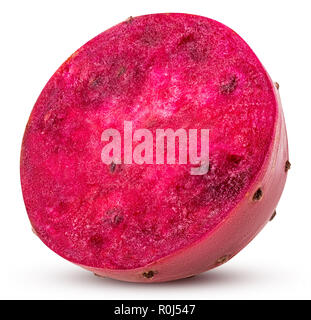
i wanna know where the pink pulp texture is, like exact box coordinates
[21,13,288,282]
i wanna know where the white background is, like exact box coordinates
[0,0,310,300]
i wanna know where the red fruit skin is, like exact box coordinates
[79,86,288,282]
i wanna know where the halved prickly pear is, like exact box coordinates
[20,13,289,282]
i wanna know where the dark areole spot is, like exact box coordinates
[285,160,291,172]
[253,188,263,201]
[143,270,155,279]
